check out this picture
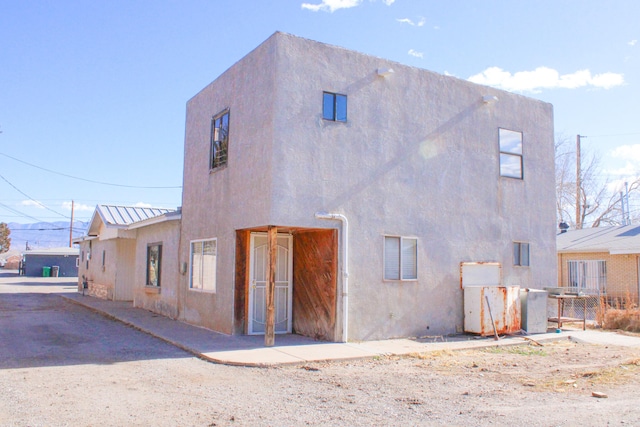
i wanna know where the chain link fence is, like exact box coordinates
[545,287,605,327]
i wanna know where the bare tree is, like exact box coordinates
[0,223,10,254]
[555,134,640,229]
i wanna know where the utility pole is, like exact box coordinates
[69,200,75,247]
[575,135,583,229]
[625,182,631,225]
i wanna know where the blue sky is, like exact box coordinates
[1,0,639,231]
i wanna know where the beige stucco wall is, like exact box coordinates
[77,238,132,301]
[180,32,557,340]
[133,220,181,319]
[179,33,279,333]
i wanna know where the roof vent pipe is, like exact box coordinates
[559,221,569,234]
[315,211,349,342]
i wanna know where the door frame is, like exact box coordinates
[247,232,293,335]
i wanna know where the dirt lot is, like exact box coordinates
[1,276,639,426]
[2,336,640,426]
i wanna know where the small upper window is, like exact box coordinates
[210,110,229,170]
[513,242,530,267]
[323,92,347,122]
[499,128,523,179]
[384,236,417,280]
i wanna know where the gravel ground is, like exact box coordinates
[1,274,639,426]
[2,338,639,426]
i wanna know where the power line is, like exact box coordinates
[0,201,51,224]
[10,226,88,232]
[0,173,69,219]
[582,132,640,138]
[0,152,182,189]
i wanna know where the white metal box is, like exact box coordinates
[464,286,521,336]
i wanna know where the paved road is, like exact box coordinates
[0,273,191,369]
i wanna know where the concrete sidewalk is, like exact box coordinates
[59,292,640,367]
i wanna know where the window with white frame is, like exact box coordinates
[567,260,606,293]
[210,110,229,171]
[190,239,217,292]
[499,128,523,179]
[323,92,347,122]
[384,236,417,280]
[513,242,530,266]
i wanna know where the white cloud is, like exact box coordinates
[20,200,44,209]
[134,202,154,208]
[611,144,640,162]
[628,39,637,46]
[301,0,362,12]
[408,49,424,58]
[61,201,94,212]
[382,0,395,5]
[467,66,625,93]
[396,16,425,26]
[607,174,640,195]
[605,145,640,192]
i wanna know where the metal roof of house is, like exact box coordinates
[557,224,640,255]
[23,247,79,256]
[97,205,175,226]
[85,205,179,236]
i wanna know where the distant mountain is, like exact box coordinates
[7,221,89,251]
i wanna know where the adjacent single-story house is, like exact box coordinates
[76,32,556,342]
[557,224,640,305]
[74,205,180,305]
[1,252,23,270]
[22,247,79,277]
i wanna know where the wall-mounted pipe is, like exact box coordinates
[315,211,349,342]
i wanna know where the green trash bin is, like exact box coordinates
[42,266,51,277]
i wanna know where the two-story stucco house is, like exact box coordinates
[176,32,556,342]
[76,32,556,343]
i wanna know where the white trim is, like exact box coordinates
[383,235,418,281]
[127,213,181,230]
[188,238,217,293]
[248,232,293,335]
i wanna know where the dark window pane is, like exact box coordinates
[521,243,530,266]
[323,93,334,120]
[335,94,347,122]
[210,111,229,170]
[221,112,229,129]
[147,244,161,287]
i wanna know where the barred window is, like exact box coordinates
[567,260,606,293]
[210,110,229,170]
